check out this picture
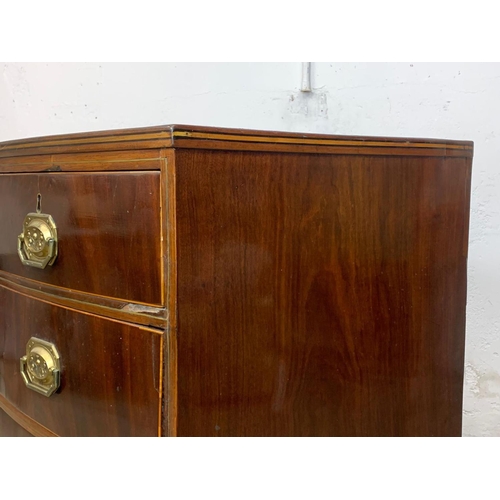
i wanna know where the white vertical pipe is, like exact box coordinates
[300,62,312,92]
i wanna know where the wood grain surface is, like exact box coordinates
[174,149,472,436]
[0,271,166,328]
[0,407,33,437]
[0,150,162,174]
[0,125,473,437]
[160,150,179,436]
[0,124,473,161]
[0,171,162,305]
[0,288,162,437]
[0,394,56,436]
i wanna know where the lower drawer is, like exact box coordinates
[0,408,32,437]
[0,288,162,437]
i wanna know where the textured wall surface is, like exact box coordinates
[1,62,498,436]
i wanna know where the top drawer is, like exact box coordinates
[0,171,162,305]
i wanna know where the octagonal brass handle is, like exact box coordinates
[20,338,61,397]
[18,195,58,269]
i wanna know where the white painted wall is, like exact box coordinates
[1,62,498,436]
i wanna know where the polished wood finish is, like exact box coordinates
[0,171,162,305]
[0,129,173,158]
[0,125,473,437]
[0,124,473,163]
[0,407,34,437]
[161,149,178,436]
[171,127,473,158]
[0,271,166,328]
[169,139,472,158]
[0,150,162,174]
[0,288,162,437]
[174,149,472,436]
[0,395,55,437]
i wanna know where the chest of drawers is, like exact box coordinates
[0,125,473,436]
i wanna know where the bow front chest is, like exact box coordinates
[0,125,473,436]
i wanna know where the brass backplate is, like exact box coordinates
[20,338,61,397]
[18,212,58,269]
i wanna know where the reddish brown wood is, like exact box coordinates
[0,395,56,436]
[0,171,162,305]
[169,124,473,147]
[0,126,173,151]
[0,123,473,149]
[174,149,472,436]
[0,288,162,437]
[0,127,173,159]
[0,125,473,437]
[0,407,33,437]
[0,124,473,162]
[169,139,473,158]
[0,150,162,173]
[0,272,166,328]
[160,149,178,436]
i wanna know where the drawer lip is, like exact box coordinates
[0,272,167,329]
[0,170,163,305]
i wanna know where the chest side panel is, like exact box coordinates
[174,149,471,436]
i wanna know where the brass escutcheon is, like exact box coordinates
[20,338,61,397]
[17,194,58,269]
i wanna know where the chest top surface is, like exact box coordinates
[0,124,473,168]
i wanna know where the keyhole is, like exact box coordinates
[36,193,42,213]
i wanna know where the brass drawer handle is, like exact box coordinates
[17,194,58,269]
[20,338,61,397]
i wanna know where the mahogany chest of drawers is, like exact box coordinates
[0,125,473,436]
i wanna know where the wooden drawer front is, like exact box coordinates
[0,289,162,437]
[0,408,33,437]
[0,171,162,305]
